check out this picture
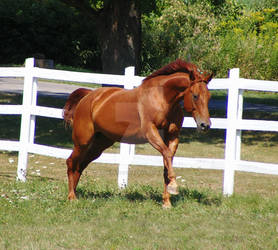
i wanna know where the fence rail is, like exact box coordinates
[0,58,277,195]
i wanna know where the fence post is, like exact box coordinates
[223,68,243,196]
[17,58,37,181]
[29,75,38,144]
[117,66,136,189]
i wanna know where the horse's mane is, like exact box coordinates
[143,59,201,83]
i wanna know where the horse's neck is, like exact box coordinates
[164,75,191,89]
[140,75,191,105]
[162,76,191,105]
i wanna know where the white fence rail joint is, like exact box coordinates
[0,58,277,195]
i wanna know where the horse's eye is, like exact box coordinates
[193,94,198,101]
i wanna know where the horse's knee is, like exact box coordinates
[163,146,172,157]
[164,162,175,179]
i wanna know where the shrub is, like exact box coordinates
[216,8,278,79]
[141,0,278,80]
[141,0,219,75]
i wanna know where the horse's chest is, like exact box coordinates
[153,111,170,129]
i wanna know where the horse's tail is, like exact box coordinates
[63,88,92,127]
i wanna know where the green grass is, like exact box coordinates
[1,161,278,249]
[0,91,278,249]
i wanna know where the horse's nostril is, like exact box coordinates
[200,123,210,131]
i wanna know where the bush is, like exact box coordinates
[141,0,278,80]
[141,0,219,75]
[216,7,278,79]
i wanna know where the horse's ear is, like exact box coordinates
[204,73,213,83]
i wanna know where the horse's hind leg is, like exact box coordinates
[66,145,87,200]
[79,133,114,171]
[67,133,114,200]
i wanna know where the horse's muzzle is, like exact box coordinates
[198,122,210,132]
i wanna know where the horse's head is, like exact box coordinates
[183,73,212,132]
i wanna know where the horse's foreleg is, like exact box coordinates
[146,124,176,178]
[162,135,180,208]
[145,124,178,201]
[162,164,172,208]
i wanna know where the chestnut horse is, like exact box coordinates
[63,59,212,208]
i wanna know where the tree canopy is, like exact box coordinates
[0,0,277,79]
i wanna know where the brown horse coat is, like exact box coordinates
[63,59,212,208]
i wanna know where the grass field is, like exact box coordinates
[1,91,278,249]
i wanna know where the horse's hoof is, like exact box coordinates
[167,182,179,195]
[68,193,77,201]
[162,200,172,209]
[162,203,172,209]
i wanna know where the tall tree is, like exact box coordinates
[61,0,141,74]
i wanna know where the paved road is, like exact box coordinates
[0,77,278,112]
[0,77,94,98]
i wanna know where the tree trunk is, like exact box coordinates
[97,0,141,74]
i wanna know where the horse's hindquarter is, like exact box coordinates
[92,88,146,143]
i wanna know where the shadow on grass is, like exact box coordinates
[179,127,225,145]
[241,131,278,147]
[171,188,222,207]
[76,185,222,207]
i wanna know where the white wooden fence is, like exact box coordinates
[0,58,278,196]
